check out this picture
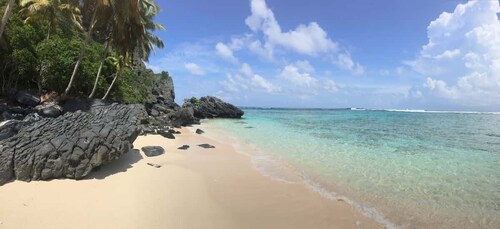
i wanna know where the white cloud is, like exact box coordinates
[245,0,338,56]
[251,74,280,93]
[215,42,239,64]
[334,53,365,75]
[184,62,205,76]
[278,64,318,88]
[221,63,280,93]
[410,0,500,106]
[323,79,339,93]
[145,63,161,74]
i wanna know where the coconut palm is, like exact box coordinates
[101,0,164,100]
[88,39,109,98]
[64,0,112,95]
[101,54,128,100]
[19,0,82,93]
[0,0,16,38]
[19,0,82,39]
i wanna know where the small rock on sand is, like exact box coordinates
[198,144,215,149]
[147,163,162,168]
[178,145,190,150]
[141,146,165,157]
[196,129,204,134]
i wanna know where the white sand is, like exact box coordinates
[0,125,381,229]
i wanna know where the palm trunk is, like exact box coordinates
[64,12,96,95]
[101,68,122,100]
[0,0,15,38]
[89,41,110,98]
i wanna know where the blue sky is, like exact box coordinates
[146,0,500,111]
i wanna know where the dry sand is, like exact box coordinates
[0,125,382,229]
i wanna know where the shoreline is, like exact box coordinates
[0,123,382,229]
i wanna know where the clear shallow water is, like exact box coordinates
[206,109,500,228]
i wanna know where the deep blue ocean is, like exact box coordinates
[206,108,500,228]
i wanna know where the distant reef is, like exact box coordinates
[0,67,242,185]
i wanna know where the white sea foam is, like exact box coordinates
[301,176,402,229]
[383,109,500,114]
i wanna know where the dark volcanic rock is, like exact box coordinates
[188,96,244,119]
[198,144,215,149]
[0,120,24,141]
[36,102,62,118]
[178,145,190,150]
[0,103,146,185]
[168,107,199,127]
[196,129,204,134]
[14,91,40,107]
[157,130,175,139]
[141,146,165,157]
[147,163,162,168]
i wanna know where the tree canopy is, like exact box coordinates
[0,0,165,103]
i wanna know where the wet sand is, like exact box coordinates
[0,125,381,229]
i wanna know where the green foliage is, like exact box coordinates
[0,0,164,104]
[185,96,201,106]
[110,68,155,104]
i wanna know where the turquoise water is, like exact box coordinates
[206,109,500,228]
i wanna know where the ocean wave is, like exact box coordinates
[301,176,401,229]
[245,147,401,229]
[383,109,500,114]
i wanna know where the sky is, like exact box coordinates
[146,0,500,111]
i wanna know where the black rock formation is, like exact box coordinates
[0,103,146,185]
[178,145,190,150]
[198,144,215,149]
[185,96,244,119]
[196,129,204,134]
[14,91,40,107]
[141,146,165,157]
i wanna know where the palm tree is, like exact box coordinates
[64,0,112,95]
[88,39,109,98]
[0,0,16,38]
[101,54,128,100]
[101,0,164,100]
[19,0,82,40]
[19,0,82,93]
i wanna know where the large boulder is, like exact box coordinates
[189,96,244,119]
[0,103,146,185]
[14,91,40,107]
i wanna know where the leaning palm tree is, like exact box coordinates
[0,0,16,38]
[64,0,112,95]
[101,0,164,100]
[101,54,129,100]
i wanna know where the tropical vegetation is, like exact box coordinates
[0,0,165,103]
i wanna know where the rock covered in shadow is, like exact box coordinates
[157,130,175,139]
[0,103,146,185]
[14,91,40,107]
[198,144,215,149]
[0,120,24,141]
[141,146,165,157]
[196,129,204,134]
[178,145,190,150]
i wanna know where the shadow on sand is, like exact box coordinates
[86,149,143,180]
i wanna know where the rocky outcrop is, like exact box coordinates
[0,103,146,185]
[140,74,199,134]
[185,96,244,119]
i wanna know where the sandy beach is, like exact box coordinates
[0,124,381,229]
